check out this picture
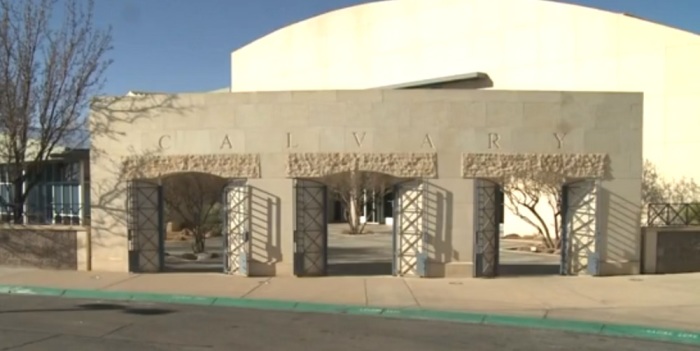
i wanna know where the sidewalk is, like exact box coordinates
[0,267,699,336]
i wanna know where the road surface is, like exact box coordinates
[0,294,694,350]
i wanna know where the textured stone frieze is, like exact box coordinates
[287,153,437,178]
[462,153,607,179]
[122,154,260,179]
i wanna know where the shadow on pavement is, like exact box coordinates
[327,246,390,260]
[498,264,561,276]
[327,262,393,276]
[162,265,224,273]
[0,302,175,316]
[327,246,393,276]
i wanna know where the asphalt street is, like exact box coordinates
[0,295,695,350]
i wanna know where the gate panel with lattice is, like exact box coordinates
[561,180,600,276]
[474,179,500,278]
[294,179,328,276]
[223,180,251,276]
[393,180,428,277]
[127,180,164,273]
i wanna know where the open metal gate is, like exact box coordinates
[127,180,164,273]
[223,180,251,276]
[561,180,600,276]
[393,179,428,277]
[294,179,328,276]
[474,179,500,278]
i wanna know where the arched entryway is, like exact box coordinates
[464,153,606,278]
[126,172,250,274]
[286,152,438,278]
[121,153,261,276]
[293,171,425,277]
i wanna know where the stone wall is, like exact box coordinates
[656,229,700,274]
[0,227,88,270]
[642,227,700,274]
[89,89,643,275]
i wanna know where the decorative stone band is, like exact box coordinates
[122,154,261,179]
[462,153,607,179]
[287,152,438,178]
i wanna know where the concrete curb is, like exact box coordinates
[0,284,698,346]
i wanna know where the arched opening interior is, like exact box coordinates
[296,170,411,276]
[161,171,229,273]
[476,176,600,277]
[499,177,562,276]
[321,171,407,276]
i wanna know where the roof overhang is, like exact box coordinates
[372,72,490,89]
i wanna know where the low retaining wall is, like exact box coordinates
[0,225,90,271]
[642,226,700,274]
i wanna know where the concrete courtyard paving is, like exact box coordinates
[163,223,560,275]
[0,266,699,334]
[0,294,694,351]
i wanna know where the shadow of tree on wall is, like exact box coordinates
[89,94,200,268]
[0,229,78,269]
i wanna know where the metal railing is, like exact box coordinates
[647,203,700,227]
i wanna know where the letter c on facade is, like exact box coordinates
[158,135,171,150]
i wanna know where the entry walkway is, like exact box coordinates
[0,268,699,333]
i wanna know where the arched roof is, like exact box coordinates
[230,0,700,92]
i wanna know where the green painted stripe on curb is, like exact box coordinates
[0,285,15,294]
[63,289,133,301]
[344,307,385,316]
[212,297,297,310]
[382,308,485,323]
[485,314,604,334]
[294,302,356,314]
[601,324,700,345]
[0,285,65,297]
[0,284,699,346]
[129,292,216,306]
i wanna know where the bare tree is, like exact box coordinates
[322,171,394,234]
[0,0,112,223]
[642,160,667,205]
[502,174,563,250]
[643,160,700,204]
[162,173,227,254]
[642,160,700,225]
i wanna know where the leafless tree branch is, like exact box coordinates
[0,0,112,223]
[321,171,395,234]
[162,173,226,253]
[502,174,564,249]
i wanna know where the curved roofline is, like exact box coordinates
[231,0,699,56]
[550,0,694,33]
[230,1,374,55]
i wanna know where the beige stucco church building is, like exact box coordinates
[86,0,700,278]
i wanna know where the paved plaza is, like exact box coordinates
[164,223,560,275]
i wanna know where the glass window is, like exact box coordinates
[0,159,86,225]
[71,185,80,215]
